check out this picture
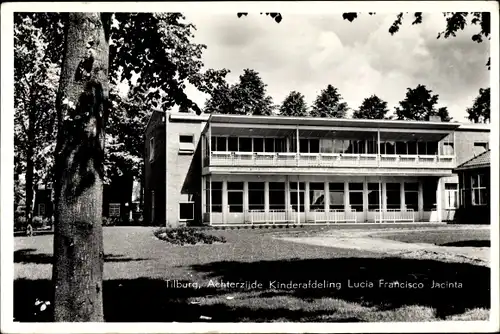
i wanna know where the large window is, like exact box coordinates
[269,182,286,211]
[320,139,333,153]
[309,183,325,211]
[407,141,417,155]
[290,182,305,212]
[329,182,344,210]
[248,182,265,211]
[299,139,319,153]
[386,183,401,210]
[445,183,458,209]
[333,139,350,153]
[422,179,437,211]
[367,183,381,211]
[211,182,223,213]
[212,136,227,151]
[227,182,244,212]
[404,182,419,211]
[239,137,252,152]
[228,136,238,152]
[254,138,264,152]
[442,142,454,156]
[348,183,363,212]
[471,174,487,206]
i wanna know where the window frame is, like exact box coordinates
[179,201,195,221]
[444,183,459,209]
[471,174,487,206]
[227,182,244,213]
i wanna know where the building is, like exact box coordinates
[454,149,491,224]
[144,111,490,227]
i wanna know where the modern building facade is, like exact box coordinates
[144,111,490,227]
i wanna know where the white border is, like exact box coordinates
[2,2,499,333]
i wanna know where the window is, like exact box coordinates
[38,203,46,216]
[404,182,419,211]
[309,139,320,153]
[473,142,488,156]
[367,183,381,211]
[329,182,344,210]
[396,142,407,155]
[384,141,396,155]
[239,137,252,152]
[471,174,487,206]
[290,182,305,212]
[253,138,264,152]
[417,141,427,155]
[179,202,194,220]
[367,140,377,154]
[333,139,349,153]
[386,183,401,210]
[269,182,285,211]
[309,183,325,211]
[228,182,244,213]
[248,182,265,211]
[179,134,195,154]
[110,203,121,217]
[275,138,286,153]
[299,139,309,153]
[348,183,363,212]
[214,137,227,151]
[445,183,458,209]
[149,137,155,161]
[320,139,333,153]
[427,142,438,155]
[228,136,238,152]
[211,182,223,213]
[265,138,275,153]
[422,179,437,211]
[407,141,417,155]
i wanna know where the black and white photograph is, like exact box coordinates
[1,2,498,333]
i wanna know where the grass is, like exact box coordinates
[373,228,490,247]
[13,226,491,322]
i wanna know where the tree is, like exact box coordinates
[14,13,60,225]
[279,91,309,117]
[310,85,348,118]
[204,68,274,115]
[466,87,490,123]
[394,84,451,122]
[352,94,390,119]
[52,12,111,322]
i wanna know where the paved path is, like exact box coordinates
[277,226,490,267]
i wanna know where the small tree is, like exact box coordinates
[394,84,451,121]
[310,85,348,118]
[279,91,309,117]
[352,94,390,119]
[466,88,490,123]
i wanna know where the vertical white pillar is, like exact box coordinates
[243,181,249,223]
[324,181,330,211]
[400,181,405,211]
[436,178,443,222]
[305,181,310,223]
[418,180,424,221]
[208,175,212,226]
[285,177,290,221]
[201,175,206,223]
[344,181,349,212]
[382,181,387,211]
[222,180,228,224]
[264,181,270,213]
[363,177,368,222]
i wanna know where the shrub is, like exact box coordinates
[154,227,226,246]
[14,216,27,230]
[32,216,44,228]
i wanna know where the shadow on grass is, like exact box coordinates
[191,257,490,319]
[439,240,490,247]
[14,249,149,264]
[14,278,354,322]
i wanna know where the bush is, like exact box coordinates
[14,216,27,231]
[154,227,226,246]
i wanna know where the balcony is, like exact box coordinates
[209,151,456,169]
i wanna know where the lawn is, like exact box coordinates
[373,228,490,247]
[14,226,490,322]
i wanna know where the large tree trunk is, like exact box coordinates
[25,123,34,224]
[52,12,111,322]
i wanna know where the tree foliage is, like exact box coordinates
[352,94,390,119]
[394,84,451,122]
[310,85,348,118]
[204,68,275,115]
[466,87,490,123]
[279,91,309,117]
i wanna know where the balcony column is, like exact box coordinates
[208,175,212,226]
[201,175,206,223]
[324,181,330,211]
[344,181,349,212]
[243,181,249,223]
[305,181,310,223]
[418,180,424,221]
[436,178,443,222]
[400,182,405,211]
[222,180,228,224]
[264,181,270,213]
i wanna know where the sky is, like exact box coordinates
[179,12,490,122]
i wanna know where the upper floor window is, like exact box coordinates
[473,142,488,156]
[179,134,195,154]
[149,137,155,161]
[442,142,454,156]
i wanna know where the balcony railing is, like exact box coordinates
[208,151,456,169]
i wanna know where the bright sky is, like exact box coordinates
[180,12,490,122]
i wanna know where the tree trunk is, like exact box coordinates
[25,132,34,224]
[52,12,111,322]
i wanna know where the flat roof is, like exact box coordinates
[207,114,464,130]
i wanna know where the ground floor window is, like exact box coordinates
[309,182,325,211]
[329,182,344,210]
[404,182,419,211]
[422,180,437,211]
[471,174,487,206]
[179,202,194,220]
[348,183,363,212]
[386,183,401,210]
[211,181,223,213]
[269,182,285,211]
[228,182,244,212]
[445,183,459,209]
[249,182,265,211]
[38,203,46,216]
[367,183,381,211]
[290,182,305,212]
